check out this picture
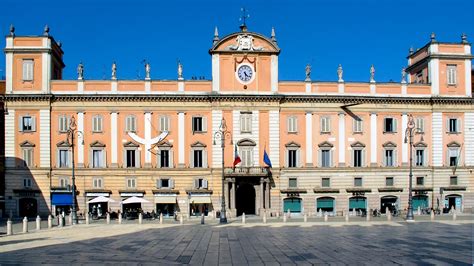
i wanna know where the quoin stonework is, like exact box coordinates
[1,23,473,219]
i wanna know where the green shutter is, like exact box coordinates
[317,198,334,209]
[412,196,428,210]
[349,197,366,209]
[283,198,301,213]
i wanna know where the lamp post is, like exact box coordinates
[404,114,423,221]
[213,118,232,224]
[66,116,84,225]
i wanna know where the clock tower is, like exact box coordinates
[209,25,280,92]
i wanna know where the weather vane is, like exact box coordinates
[240,7,250,26]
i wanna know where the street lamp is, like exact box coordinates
[404,114,423,221]
[66,116,84,225]
[213,118,232,224]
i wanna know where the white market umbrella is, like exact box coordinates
[122,196,150,204]
[88,196,116,203]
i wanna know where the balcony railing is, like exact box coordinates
[224,167,269,177]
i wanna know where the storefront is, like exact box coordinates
[445,194,462,211]
[380,196,398,214]
[51,192,73,216]
[349,196,367,213]
[154,193,178,217]
[121,192,148,219]
[316,197,335,214]
[412,195,429,210]
[283,197,302,213]
[188,193,211,217]
[14,189,41,218]
[85,191,112,218]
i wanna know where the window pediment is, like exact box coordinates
[90,141,106,147]
[382,141,397,148]
[20,140,35,147]
[351,141,365,148]
[414,142,427,148]
[191,141,207,148]
[285,141,301,148]
[157,141,173,148]
[318,141,333,148]
[56,140,71,147]
[447,141,460,148]
[237,138,256,147]
[123,141,139,148]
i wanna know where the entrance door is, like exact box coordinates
[380,196,398,213]
[445,194,462,211]
[236,183,255,216]
[19,198,37,217]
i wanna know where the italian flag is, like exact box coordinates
[233,144,241,167]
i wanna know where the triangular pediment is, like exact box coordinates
[318,141,333,148]
[19,140,35,147]
[351,141,366,148]
[56,140,71,147]
[285,141,301,148]
[123,141,139,148]
[191,141,207,148]
[382,141,397,148]
[90,141,106,147]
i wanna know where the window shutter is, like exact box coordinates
[446,149,450,166]
[393,149,398,166]
[446,119,450,132]
[203,149,208,168]
[329,149,334,167]
[157,179,162,188]
[297,149,301,167]
[191,118,195,134]
[286,117,290,132]
[18,116,23,132]
[295,117,298,132]
[382,149,387,166]
[68,150,72,167]
[136,150,141,168]
[457,119,461,132]
[56,149,59,168]
[203,179,208,189]
[202,117,208,132]
[318,150,322,167]
[103,149,107,168]
[350,149,354,167]
[169,149,174,168]
[393,118,397,132]
[362,149,366,167]
[157,149,162,168]
[31,116,36,132]
[170,179,175,189]
[122,149,126,168]
[194,179,199,189]
[423,149,428,166]
[284,149,288,168]
[158,116,163,132]
[89,149,93,168]
[190,149,194,168]
[22,61,28,80]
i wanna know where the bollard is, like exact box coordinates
[200,213,205,224]
[138,213,143,224]
[283,214,287,223]
[324,214,328,222]
[48,215,53,229]
[453,212,457,221]
[276,212,280,218]
[417,206,421,216]
[304,213,307,223]
[68,214,72,226]
[106,212,110,224]
[85,213,90,225]
[287,209,291,219]
[387,211,392,221]
[242,213,246,224]
[23,216,28,233]
[7,219,13,235]
[36,215,41,231]
[366,211,371,221]
[180,214,184,225]
[263,211,267,224]
[345,213,349,222]
[385,207,390,217]
[118,213,122,224]
[430,211,435,221]
[160,213,163,224]
[58,214,64,227]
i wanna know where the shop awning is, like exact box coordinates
[190,196,211,204]
[88,196,115,204]
[155,196,177,204]
[51,193,73,205]
[122,196,150,204]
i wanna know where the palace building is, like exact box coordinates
[1,23,473,219]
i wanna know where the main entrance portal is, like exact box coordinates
[236,183,255,216]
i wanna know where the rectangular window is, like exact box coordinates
[193,150,203,168]
[288,116,297,133]
[59,149,70,168]
[160,178,170,188]
[241,148,253,167]
[192,117,203,132]
[93,178,103,188]
[415,149,424,166]
[59,177,69,188]
[127,178,136,188]
[322,178,330,188]
[447,65,457,85]
[385,177,394,187]
[22,59,34,81]
[416,117,425,132]
[448,118,458,133]
[23,178,32,188]
[321,150,331,167]
[288,178,297,188]
[416,176,424,186]
[384,118,396,133]
[195,178,208,189]
[126,149,136,168]
[126,116,136,132]
[22,148,33,167]
[159,116,170,132]
[92,150,104,168]
[353,118,363,133]
[22,116,33,131]
[353,150,362,167]
[160,150,169,168]
[354,177,362,187]
[58,115,69,133]
[450,176,458,186]
[288,149,297,168]
[320,117,331,133]
[92,115,103,132]
[385,150,394,167]
[240,113,252,133]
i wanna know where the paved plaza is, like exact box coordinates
[0,218,472,265]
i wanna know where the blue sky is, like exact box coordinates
[1,0,473,82]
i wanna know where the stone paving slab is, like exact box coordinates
[0,220,472,265]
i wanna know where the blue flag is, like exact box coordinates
[263,148,272,168]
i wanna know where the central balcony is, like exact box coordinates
[224,167,270,177]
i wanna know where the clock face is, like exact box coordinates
[237,65,254,83]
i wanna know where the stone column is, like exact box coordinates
[230,179,236,209]
[260,178,265,215]
[265,179,270,210]
[224,179,229,209]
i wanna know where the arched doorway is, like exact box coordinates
[19,198,37,217]
[380,196,398,213]
[316,197,335,214]
[283,197,302,213]
[236,183,255,216]
[412,195,428,210]
[445,194,462,211]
